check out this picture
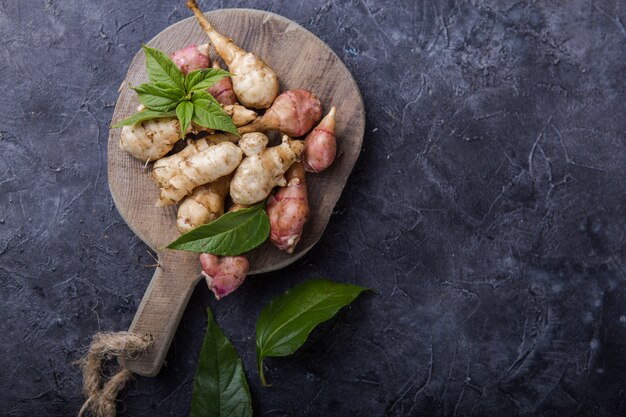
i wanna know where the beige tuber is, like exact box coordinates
[119,116,183,161]
[230,133,305,205]
[176,175,231,233]
[187,0,279,109]
[156,141,242,206]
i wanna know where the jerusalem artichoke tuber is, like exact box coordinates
[151,133,236,188]
[119,115,183,161]
[176,175,231,233]
[230,133,305,205]
[169,43,210,75]
[187,0,279,109]
[207,61,237,105]
[238,90,322,137]
[266,162,309,253]
[200,253,249,299]
[302,106,337,172]
[156,141,243,206]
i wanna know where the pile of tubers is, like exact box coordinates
[118,0,338,299]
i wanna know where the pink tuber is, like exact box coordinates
[302,107,337,172]
[238,90,322,137]
[207,61,238,105]
[266,162,310,253]
[200,253,249,300]
[169,44,210,75]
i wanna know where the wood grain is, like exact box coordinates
[108,9,364,376]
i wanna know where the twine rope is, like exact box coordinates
[77,332,154,417]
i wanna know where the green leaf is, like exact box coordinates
[111,109,177,128]
[176,101,194,139]
[142,44,185,90]
[166,202,269,255]
[190,308,253,417]
[256,279,369,386]
[132,82,184,112]
[185,68,232,92]
[191,91,240,136]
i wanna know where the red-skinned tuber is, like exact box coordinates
[207,61,237,105]
[266,162,309,253]
[199,254,249,299]
[302,106,337,172]
[169,43,210,75]
[238,89,322,137]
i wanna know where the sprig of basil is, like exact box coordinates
[111,44,238,136]
[167,202,270,255]
[255,279,369,386]
[190,309,253,417]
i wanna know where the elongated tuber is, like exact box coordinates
[303,106,337,172]
[208,61,237,105]
[176,175,231,233]
[200,253,249,299]
[169,43,210,75]
[266,162,309,253]
[224,104,257,127]
[230,133,305,205]
[119,115,183,161]
[156,141,243,206]
[187,0,279,109]
[151,133,236,188]
[238,90,322,137]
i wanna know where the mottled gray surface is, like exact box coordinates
[1,0,625,416]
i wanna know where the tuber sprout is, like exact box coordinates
[238,90,322,137]
[223,104,257,127]
[200,253,249,299]
[302,106,337,172]
[230,133,305,205]
[266,162,309,253]
[187,0,279,109]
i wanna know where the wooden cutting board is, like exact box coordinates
[108,8,365,376]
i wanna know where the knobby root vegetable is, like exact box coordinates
[176,175,231,233]
[224,104,257,127]
[266,162,309,253]
[187,0,279,109]
[151,133,237,188]
[119,116,183,161]
[156,141,243,206]
[303,106,337,172]
[230,133,305,205]
[200,253,249,299]
[169,43,210,75]
[238,90,322,137]
[208,61,237,105]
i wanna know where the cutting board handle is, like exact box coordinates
[120,250,202,377]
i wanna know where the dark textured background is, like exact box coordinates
[1,0,625,416]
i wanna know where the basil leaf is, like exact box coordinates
[256,279,369,386]
[167,202,270,255]
[111,109,177,128]
[186,68,232,92]
[191,309,253,417]
[132,82,184,112]
[176,101,194,139]
[191,91,239,136]
[142,44,185,90]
